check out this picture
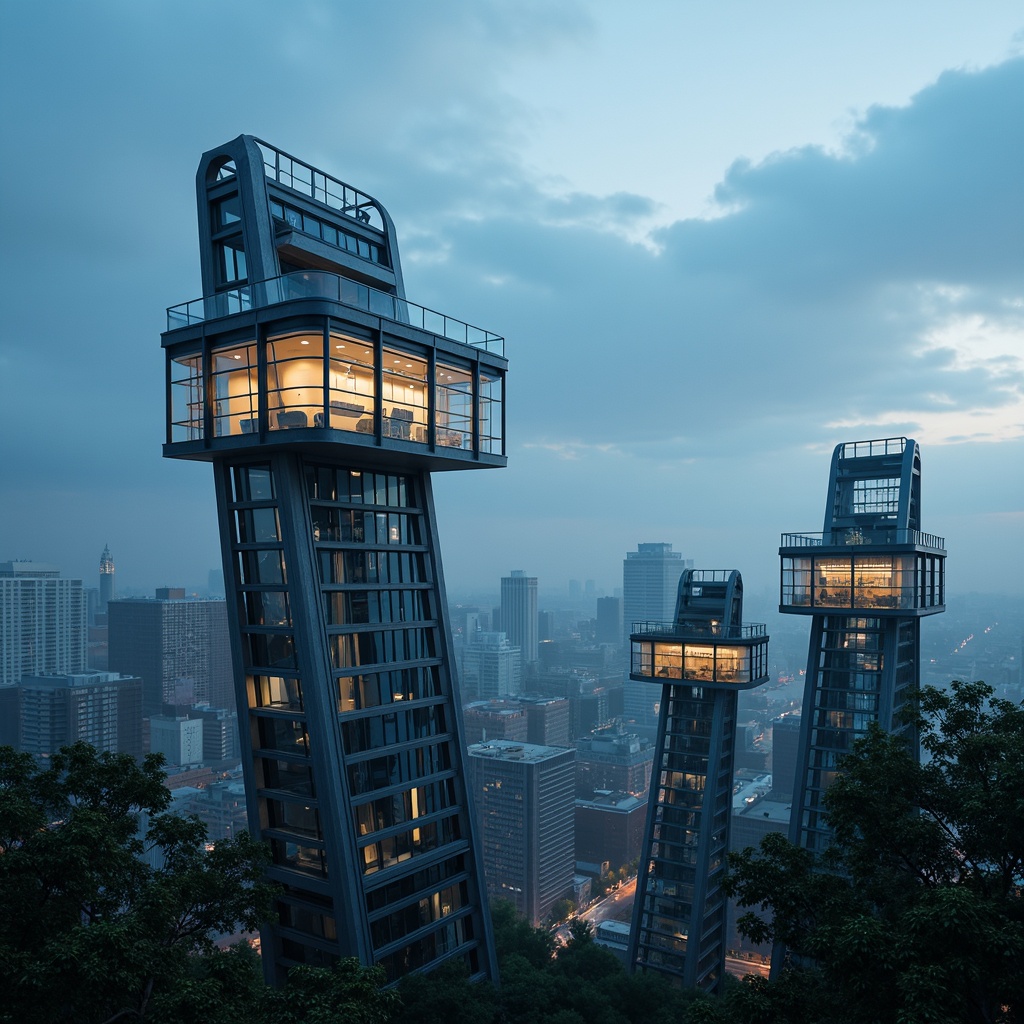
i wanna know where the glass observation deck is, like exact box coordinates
[779,529,946,616]
[167,270,503,355]
[629,621,769,690]
[162,273,506,468]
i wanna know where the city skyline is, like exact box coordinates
[2,3,1022,599]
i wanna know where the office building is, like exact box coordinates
[462,700,528,746]
[0,562,87,692]
[467,740,575,925]
[461,631,522,701]
[596,596,623,646]
[769,714,801,802]
[500,571,538,666]
[18,671,143,760]
[518,694,571,747]
[99,544,115,616]
[622,544,690,642]
[779,437,945,856]
[109,591,233,716]
[574,791,647,872]
[195,704,241,763]
[150,714,205,768]
[160,136,505,982]
[575,726,654,799]
[628,569,770,992]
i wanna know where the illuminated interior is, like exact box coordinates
[632,638,765,687]
[781,553,943,611]
[170,328,503,454]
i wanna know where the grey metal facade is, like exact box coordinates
[627,569,769,992]
[161,137,505,983]
[779,437,946,856]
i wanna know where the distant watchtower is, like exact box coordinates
[779,438,945,856]
[627,569,769,992]
[161,136,505,983]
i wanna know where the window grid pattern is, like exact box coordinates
[303,460,478,974]
[633,687,733,992]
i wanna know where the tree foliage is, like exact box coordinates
[726,681,1024,1024]
[0,742,275,1023]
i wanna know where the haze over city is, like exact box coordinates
[1,2,1021,600]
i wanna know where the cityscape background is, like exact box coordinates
[1,1,1022,600]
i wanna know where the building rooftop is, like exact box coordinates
[467,739,570,763]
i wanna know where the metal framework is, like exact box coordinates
[779,437,945,856]
[161,136,504,984]
[627,569,769,992]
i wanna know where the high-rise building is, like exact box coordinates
[595,596,623,646]
[18,671,143,760]
[500,571,538,666]
[622,544,692,730]
[575,791,647,873]
[462,700,528,746]
[461,631,522,701]
[628,569,770,992]
[99,544,115,615]
[779,437,945,856]
[160,136,505,982]
[769,714,801,802]
[574,726,654,799]
[0,562,87,690]
[622,544,690,643]
[517,694,571,747]
[467,739,575,925]
[150,713,205,768]
[108,592,233,716]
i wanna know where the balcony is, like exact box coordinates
[780,528,945,551]
[630,622,769,691]
[166,271,504,356]
[779,550,945,616]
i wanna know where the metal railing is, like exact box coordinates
[780,528,945,550]
[631,621,767,640]
[255,139,384,232]
[838,437,907,459]
[167,271,504,355]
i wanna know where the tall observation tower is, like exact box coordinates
[98,544,115,614]
[779,438,945,857]
[627,569,769,992]
[161,136,505,983]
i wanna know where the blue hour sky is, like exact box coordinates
[1,1,1021,601]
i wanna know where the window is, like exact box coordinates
[267,331,323,431]
[212,343,258,437]
[383,348,427,442]
[435,362,472,450]
[329,332,375,431]
[170,353,203,442]
[219,241,247,284]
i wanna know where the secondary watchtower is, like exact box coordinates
[627,569,769,993]
[779,437,945,856]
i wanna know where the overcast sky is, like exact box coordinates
[1,1,1021,603]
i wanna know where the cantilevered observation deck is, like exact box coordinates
[627,570,769,993]
[780,437,945,857]
[162,137,503,984]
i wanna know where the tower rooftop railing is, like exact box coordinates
[781,528,945,551]
[166,270,504,355]
[254,139,384,231]
[837,436,907,459]
[631,621,767,640]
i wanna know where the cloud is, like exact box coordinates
[0,4,1020,596]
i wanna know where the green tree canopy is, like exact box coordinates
[726,681,1024,1024]
[0,742,278,1024]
